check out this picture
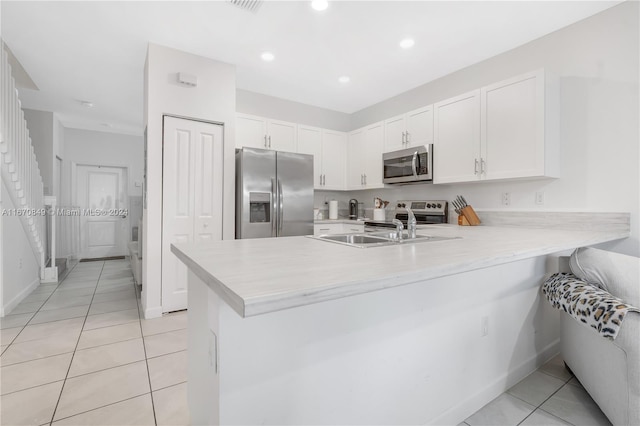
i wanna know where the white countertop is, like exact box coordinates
[171,224,628,318]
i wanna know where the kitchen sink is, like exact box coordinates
[308,232,459,248]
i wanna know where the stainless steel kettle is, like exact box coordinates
[349,199,358,220]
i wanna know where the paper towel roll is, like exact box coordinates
[329,200,338,220]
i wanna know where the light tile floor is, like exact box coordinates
[1,260,614,426]
[461,355,612,426]
[0,260,188,426]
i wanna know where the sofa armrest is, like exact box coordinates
[570,247,640,307]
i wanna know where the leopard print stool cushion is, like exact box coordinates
[542,272,640,340]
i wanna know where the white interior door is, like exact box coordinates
[76,164,128,259]
[162,116,224,313]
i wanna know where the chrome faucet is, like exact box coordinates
[391,219,404,241]
[407,208,417,239]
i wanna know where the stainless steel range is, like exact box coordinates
[394,200,449,225]
[364,200,449,231]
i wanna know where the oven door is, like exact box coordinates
[382,144,433,184]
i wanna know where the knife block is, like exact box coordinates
[460,205,481,226]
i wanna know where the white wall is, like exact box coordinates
[237,89,351,132]
[23,109,65,199]
[1,178,41,316]
[337,2,638,256]
[143,43,236,318]
[24,109,54,195]
[63,128,144,242]
[190,255,559,425]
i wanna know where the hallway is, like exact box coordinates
[0,260,188,425]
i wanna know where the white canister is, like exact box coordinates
[329,200,338,220]
[373,208,386,221]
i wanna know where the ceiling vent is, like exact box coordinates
[228,0,262,13]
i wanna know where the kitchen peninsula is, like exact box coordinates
[172,217,629,425]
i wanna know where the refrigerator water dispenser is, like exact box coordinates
[249,192,270,223]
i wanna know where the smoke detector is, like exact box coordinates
[228,0,262,13]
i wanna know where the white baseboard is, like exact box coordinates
[2,277,41,317]
[428,339,561,425]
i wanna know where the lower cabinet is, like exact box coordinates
[314,223,364,236]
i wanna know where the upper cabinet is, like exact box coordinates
[384,106,433,153]
[297,125,346,190]
[236,114,297,152]
[433,90,481,184]
[347,122,384,190]
[481,70,559,180]
[321,130,347,190]
[434,69,559,184]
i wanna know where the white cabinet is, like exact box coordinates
[384,106,433,152]
[236,114,266,150]
[297,125,346,190]
[348,122,384,190]
[342,223,365,233]
[236,113,297,152]
[433,90,481,184]
[321,130,347,190]
[481,70,559,180]
[313,222,364,236]
[434,69,559,184]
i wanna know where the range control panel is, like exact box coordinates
[395,200,448,215]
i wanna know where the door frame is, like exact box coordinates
[160,114,226,312]
[71,161,131,259]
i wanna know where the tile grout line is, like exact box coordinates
[49,391,154,424]
[514,374,576,426]
[48,261,106,426]
[135,285,159,426]
[1,262,83,347]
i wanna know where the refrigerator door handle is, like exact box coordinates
[271,178,277,237]
[277,179,284,235]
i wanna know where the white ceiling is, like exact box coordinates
[1,1,622,136]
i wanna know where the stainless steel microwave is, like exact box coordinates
[382,144,433,184]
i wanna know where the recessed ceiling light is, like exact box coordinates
[102,123,114,128]
[80,101,94,108]
[311,0,328,11]
[261,51,275,62]
[338,76,350,84]
[399,38,415,49]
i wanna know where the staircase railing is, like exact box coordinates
[1,43,56,282]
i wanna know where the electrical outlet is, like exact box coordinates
[502,192,511,206]
[481,316,489,337]
[535,192,545,205]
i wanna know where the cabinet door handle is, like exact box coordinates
[322,174,326,185]
[264,135,268,148]
[319,174,323,185]
[364,174,367,185]
[402,131,406,145]
[481,158,486,174]
[268,135,272,148]
[406,131,410,144]
[360,174,364,185]
[474,159,479,175]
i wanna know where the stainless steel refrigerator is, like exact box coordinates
[236,147,314,239]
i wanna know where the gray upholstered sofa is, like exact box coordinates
[561,247,639,426]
